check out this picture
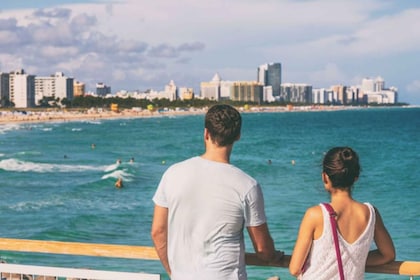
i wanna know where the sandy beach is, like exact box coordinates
[0,107,209,125]
[0,104,399,125]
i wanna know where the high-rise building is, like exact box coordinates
[73,80,85,97]
[0,72,10,107]
[231,81,263,103]
[10,69,35,108]
[200,73,221,100]
[257,63,282,97]
[96,83,111,96]
[361,78,375,93]
[281,83,312,104]
[164,80,177,101]
[35,72,74,105]
[331,85,347,104]
[179,87,194,100]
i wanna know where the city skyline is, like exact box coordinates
[0,0,419,105]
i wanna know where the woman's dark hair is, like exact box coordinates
[323,147,361,190]
[205,104,241,146]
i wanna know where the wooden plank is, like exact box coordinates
[245,253,420,276]
[0,238,159,260]
[0,238,419,276]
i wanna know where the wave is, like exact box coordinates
[0,123,22,134]
[101,169,134,182]
[0,158,108,173]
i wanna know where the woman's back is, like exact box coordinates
[290,147,395,279]
[333,200,371,244]
[300,203,376,280]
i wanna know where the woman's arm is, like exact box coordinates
[366,207,396,266]
[289,206,319,276]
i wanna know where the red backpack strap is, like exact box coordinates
[322,203,345,280]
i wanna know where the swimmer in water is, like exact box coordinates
[115,178,123,188]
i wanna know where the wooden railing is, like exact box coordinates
[0,238,419,278]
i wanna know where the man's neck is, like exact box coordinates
[201,145,233,164]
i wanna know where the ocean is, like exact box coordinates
[0,107,418,280]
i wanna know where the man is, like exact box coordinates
[151,104,283,280]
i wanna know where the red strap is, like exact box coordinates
[322,203,345,280]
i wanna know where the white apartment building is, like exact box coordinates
[200,73,221,100]
[164,80,177,101]
[10,69,35,108]
[35,72,74,105]
[280,83,313,103]
[360,77,398,104]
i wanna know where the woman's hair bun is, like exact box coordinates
[340,148,353,161]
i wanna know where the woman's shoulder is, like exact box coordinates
[304,204,324,221]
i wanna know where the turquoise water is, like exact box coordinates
[0,107,418,279]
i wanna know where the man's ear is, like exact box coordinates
[235,133,241,141]
[204,128,212,141]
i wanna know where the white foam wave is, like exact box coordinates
[11,197,65,211]
[0,123,22,134]
[71,128,82,131]
[104,163,119,172]
[101,169,134,182]
[0,158,106,173]
[84,120,102,125]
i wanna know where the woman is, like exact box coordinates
[289,147,395,279]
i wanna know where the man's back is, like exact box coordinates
[153,156,266,280]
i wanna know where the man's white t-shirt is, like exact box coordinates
[153,156,267,280]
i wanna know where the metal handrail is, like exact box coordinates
[0,238,419,278]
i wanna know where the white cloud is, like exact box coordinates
[0,0,419,104]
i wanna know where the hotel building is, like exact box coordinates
[35,72,74,105]
[10,69,35,108]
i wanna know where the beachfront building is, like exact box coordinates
[262,86,276,103]
[220,81,235,100]
[35,72,74,105]
[0,72,10,107]
[9,69,35,108]
[345,86,363,104]
[96,83,111,96]
[312,88,332,104]
[178,87,194,100]
[230,81,263,103]
[360,77,398,104]
[164,80,178,101]
[73,80,85,97]
[114,80,180,101]
[200,73,222,100]
[331,85,347,104]
[257,62,282,98]
[280,83,312,104]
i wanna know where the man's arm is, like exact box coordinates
[247,223,283,263]
[151,205,171,276]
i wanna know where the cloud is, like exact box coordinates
[0,0,419,104]
[31,7,72,19]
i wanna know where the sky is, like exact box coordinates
[0,0,420,105]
